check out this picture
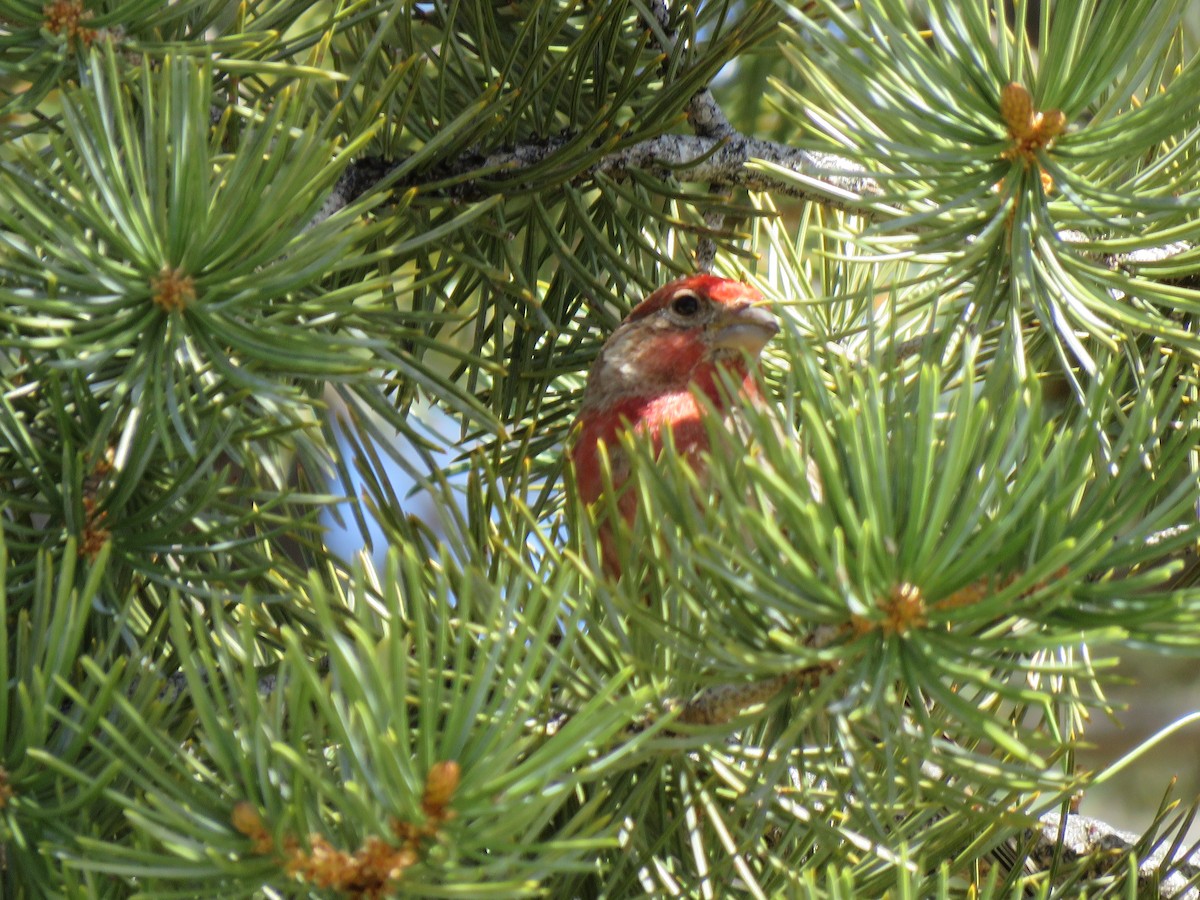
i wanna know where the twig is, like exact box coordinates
[641,0,733,142]
[673,663,837,725]
[672,673,795,725]
[1058,230,1197,273]
[639,0,733,270]
[694,199,729,273]
[154,655,330,705]
[670,624,842,726]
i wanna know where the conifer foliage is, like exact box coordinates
[1,1,1199,896]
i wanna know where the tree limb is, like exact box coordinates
[315,146,1200,285]
[313,135,875,223]
[1035,811,1200,899]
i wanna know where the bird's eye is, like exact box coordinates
[670,292,701,317]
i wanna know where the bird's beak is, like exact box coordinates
[708,303,779,355]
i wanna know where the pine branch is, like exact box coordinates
[1059,230,1200,290]
[302,0,874,251]
[311,137,874,224]
[1034,812,1200,899]
[312,156,1200,289]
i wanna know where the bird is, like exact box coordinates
[567,274,780,576]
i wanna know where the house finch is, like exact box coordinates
[568,275,779,576]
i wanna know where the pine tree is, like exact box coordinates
[1,0,1199,896]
